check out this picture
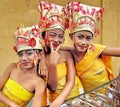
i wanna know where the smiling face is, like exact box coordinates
[45,28,64,50]
[73,30,93,53]
[18,49,42,70]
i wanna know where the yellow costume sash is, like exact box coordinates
[75,44,114,93]
[49,63,81,102]
[0,78,33,107]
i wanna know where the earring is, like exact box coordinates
[34,58,37,66]
[89,44,95,51]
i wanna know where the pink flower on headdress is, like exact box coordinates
[69,19,76,30]
[69,2,81,13]
[90,8,95,16]
[29,38,36,48]
[39,16,48,27]
[97,8,104,20]
[16,38,28,46]
[32,27,40,37]
[16,28,29,37]
[23,30,28,37]
[80,6,86,14]
[43,1,53,11]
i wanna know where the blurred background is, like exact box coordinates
[0,0,120,76]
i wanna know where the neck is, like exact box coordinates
[73,48,87,63]
[19,64,36,73]
[74,48,86,57]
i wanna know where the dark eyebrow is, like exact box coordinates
[77,34,84,36]
[49,32,56,34]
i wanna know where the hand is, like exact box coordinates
[38,40,48,80]
[39,57,48,80]
[49,42,61,66]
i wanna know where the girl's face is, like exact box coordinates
[45,28,64,50]
[73,30,93,53]
[18,50,40,69]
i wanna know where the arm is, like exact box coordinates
[47,43,60,91]
[0,63,20,107]
[60,45,73,52]
[50,51,75,107]
[47,60,58,91]
[39,50,48,79]
[31,78,46,107]
[102,47,120,57]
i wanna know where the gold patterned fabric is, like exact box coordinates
[75,44,114,93]
[49,63,82,102]
[0,78,33,107]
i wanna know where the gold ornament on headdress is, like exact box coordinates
[38,1,67,32]
[13,25,42,53]
[66,2,104,36]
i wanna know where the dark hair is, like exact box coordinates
[34,49,42,54]
[36,59,40,76]
[41,31,46,39]
[41,31,51,55]
[34,49,42,77]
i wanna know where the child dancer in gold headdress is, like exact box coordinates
[0,25,46,107]
[63,1,120,94]
[38,1,82,107]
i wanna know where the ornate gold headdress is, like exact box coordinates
[13,25,42,53]
[38,1,68,32]
[65,2,104,36]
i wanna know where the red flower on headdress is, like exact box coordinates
[65,18,69,29]
[13,46,17,53]
[39,16,48,27]
[32,27,40,37]
[29,38,36,48]
[45,23,51,28]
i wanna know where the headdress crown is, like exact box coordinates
[39,1,67,31]
[65,2,104,35]
[13,25,42,52]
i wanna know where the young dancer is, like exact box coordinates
[0,25,46,107]
[63,2,120,94]
[39,1,81,106]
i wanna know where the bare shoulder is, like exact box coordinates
[1,62,17,76]
[9,62,17,68]
[34,77,46,88]
[0,62,18,88]
[59,50,72,57]
[6,62,17,69]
